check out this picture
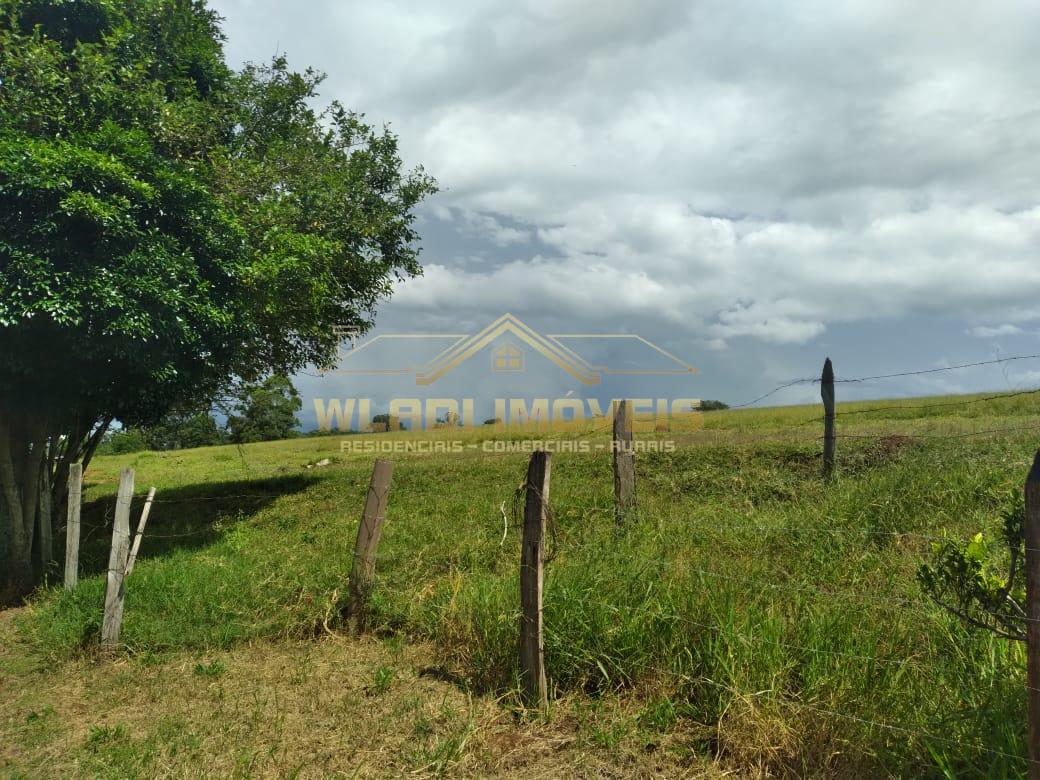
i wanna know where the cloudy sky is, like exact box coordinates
[211,0,1040,425]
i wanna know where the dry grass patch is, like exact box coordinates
[1,611,725,778]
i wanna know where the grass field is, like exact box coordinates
[3,390,1040,777]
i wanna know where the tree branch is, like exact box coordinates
[928,596,1026,642]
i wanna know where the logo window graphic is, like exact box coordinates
[492,341,524,373]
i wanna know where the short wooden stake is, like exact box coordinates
[64,463,82,591]
[1024,451,1040,778]
[613,400,635,524]
[348,459,393,633]
[821,358,836,479]
[101,468,134,648]
[124,487,156,576]
[519,450,550,708]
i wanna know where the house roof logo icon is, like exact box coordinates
[491,341,524,373]
[331,313,697,386]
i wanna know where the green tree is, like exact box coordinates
[698,400,730,411]
[143,411,224,450]
[101,428,151,456]
[226,376,301,443]
[0,0,435,601]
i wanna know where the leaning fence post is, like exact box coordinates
[124,487,156,577]
[613,400,635,524]
[1024,451,1040,778]
[821,358,836,479]
[101,468,134,648]
[64,463,82,591]
[348,459,393,633]
[519,450,550,708]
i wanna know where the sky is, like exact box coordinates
[210,0,1040,428]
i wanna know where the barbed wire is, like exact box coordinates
[792,388,1040,427]
[833,426,1040,440]
[709,352,1040,410]
[73,423,1037,534]
[667,611,1040,694]
[76,516,221,539]
[78,491,295,505]
[646,511,951,546]
[78,492,1040,553]
[542,599,1033,769]
[834,354,1040,384]
[663,612,934,672]
[677,425,1040,442]
[670,516,1040,556]
[731,585,1036,694]
[721,378,820,409]
[681,565,1040,624]
[689,674,1035,767]
[147,493,288,504]
[73,356,1040,573]
[832,388,1040,419]
[547,590,1040,693]
[63,352,1040,774]
[131,528,222,539]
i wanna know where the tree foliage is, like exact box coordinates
[0,0,435,600]
[226,376,301,444]
[133,410,224,451]
[698,400,730,411]
[102,428,150,455]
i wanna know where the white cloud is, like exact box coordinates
[1011,370,1040,388]
[398,202,1040,345]
[966,324,1024,338]
[212,0,1040,347]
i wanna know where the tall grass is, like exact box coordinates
[21,389,1040,775]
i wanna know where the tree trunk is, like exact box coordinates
[0,461,33,604]
[0,418,41,604]
[0,415,109,605]
[0,544,34,605]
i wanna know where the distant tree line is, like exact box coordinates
[698,400,730,411]
[100,376,302,454]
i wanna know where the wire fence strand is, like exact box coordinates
[691,675,1035,767]
[706,352,1040,410]
[62,352,1040,774]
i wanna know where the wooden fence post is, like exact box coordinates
[64,463,82,591]
[101,468,134,648]
[520,450,550,708]
[821,358,836,479]
[613,400,635,524]
[38,461,53,576]
[1024,450,1040,778]
[348,459,393,633]
[124,487,156,577]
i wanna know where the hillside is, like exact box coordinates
[3,390,1040,777]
